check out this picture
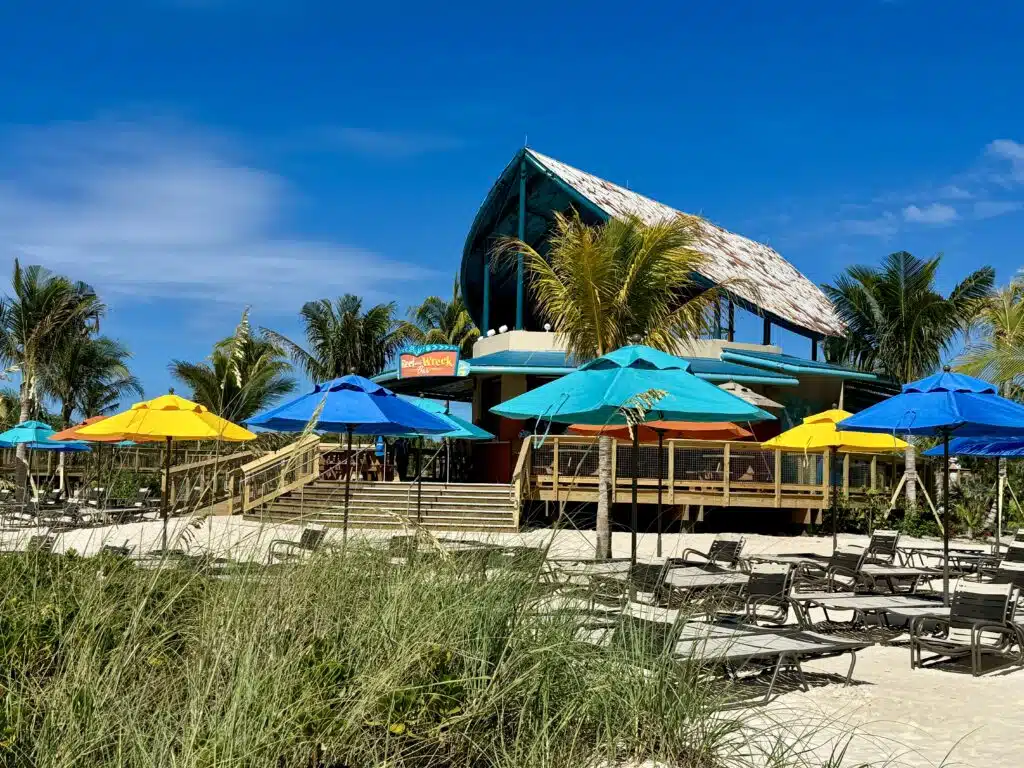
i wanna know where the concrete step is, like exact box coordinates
[249,510,517,532]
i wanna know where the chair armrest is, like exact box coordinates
[268,539,308,561]
[971,621,1024,650]
[744,595,791,626]
[910,613,950,638]
[826,566,872,592]
[679,547,710,565]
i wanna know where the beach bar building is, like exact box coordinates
[251,148,893,533]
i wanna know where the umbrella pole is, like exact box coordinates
[343,426,353,548]
[831,447,838,552]
[631,428,639,565]
[416,440,423,523]
[656,429,664,559]
[943,433,950,606]
[162,436,171,553]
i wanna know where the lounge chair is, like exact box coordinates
[859,529,901,564]
[909,580,1024,676]
[1004,544,1024,563]
[793,547,869,593]
[25,534,56,554]
[100,542,133,557]
[716,563,796,627]
[267,526,330,563]
[679,534,746,569]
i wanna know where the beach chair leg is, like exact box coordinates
[763,658,784,704]
[844,650,857,686]
[793,657,809,692]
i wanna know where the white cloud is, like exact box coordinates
[0,121,435,310]
[938,184,973,200]
[986,139,1024,182]
[973,200,1024,220]
[840,213,898,237]
[902,203,958,224]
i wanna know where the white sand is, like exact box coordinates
[2,519,1020,766]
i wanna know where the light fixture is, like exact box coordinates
[486,329,496,337]
[543,323,552,332]
[498,325,509,333]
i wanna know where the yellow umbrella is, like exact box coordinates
[761,409,908,453]
[77,392,256,552]
[762,409,907,550]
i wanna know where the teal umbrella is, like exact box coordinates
[397,397,494,441]
[0,421,92,499]
[492,345,775,561]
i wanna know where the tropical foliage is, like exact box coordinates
[499,211,726,557]
[171,311,296,423]
[823,251,994,382]
[958,276,1024,393]
[41,336,142,426]
[402,276,479,358]
[266,294,411,381]
[0,261,124,492]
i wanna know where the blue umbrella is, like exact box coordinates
[248,375,452,540]
[924,437,1024,458]
[839,368,1024,601]
[492,345,774,561]
[0,420,60,445]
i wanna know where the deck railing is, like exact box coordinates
[527,435,896,509]
[239,434,322,515]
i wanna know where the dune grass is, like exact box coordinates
[0,543,873,768]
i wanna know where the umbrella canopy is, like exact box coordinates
[838,370,1024,438]
[923,437,1024,458]
[567,421,753,442]
[248,375,451,435]
[761,409,908,453]
[0,420,60,445]
[491,345,775,425]
[51,415,160,444]
[717,381,784,411]
[33,440,91,453]
[395,397,494,441]
[77,394,257,442]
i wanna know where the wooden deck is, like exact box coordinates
[523,436,899,521]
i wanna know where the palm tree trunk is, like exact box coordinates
[905,440,917,508]
[14,383,31,501]
[596,436,612,559]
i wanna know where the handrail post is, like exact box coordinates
[822,449,831,506]
[667,439,675,504]
[774,449,782,508]
[611,439,618,496]
[723,443,731,507]
[552,437,559,490]
[842,453,850,499]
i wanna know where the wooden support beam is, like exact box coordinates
[774,449,782,508]
[842,453,850,499]
[723,443,731,506]
[667,439,675,504]
[870,456,878,490]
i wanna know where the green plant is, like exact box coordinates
[401,275,479,358]
[105,469,162,501]
[0,544,864,768]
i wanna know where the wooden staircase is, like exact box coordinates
[246,479,519,533]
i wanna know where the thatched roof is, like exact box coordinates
[526,151,844,337]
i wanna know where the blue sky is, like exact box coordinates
[0,0,1022,403]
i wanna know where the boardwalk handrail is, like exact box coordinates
[240,434,322,515]
[510,437,532,527]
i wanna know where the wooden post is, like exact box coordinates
[822,449,831,506]
[611,439,618,496]
[870,456,878,490]
[723,443,731,506]
[552,438,559,489]
[667,439,675,504]
[842,453,850,499]
[774,449,782,508]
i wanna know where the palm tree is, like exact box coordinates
[402,276,479,358]
[0,261,106,495]
[171,311,296,424]
[498,210,726,558]
[823,251,994,505]
[265,294,411,381]
[41,336,143,428]
[957,277,1024,388]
